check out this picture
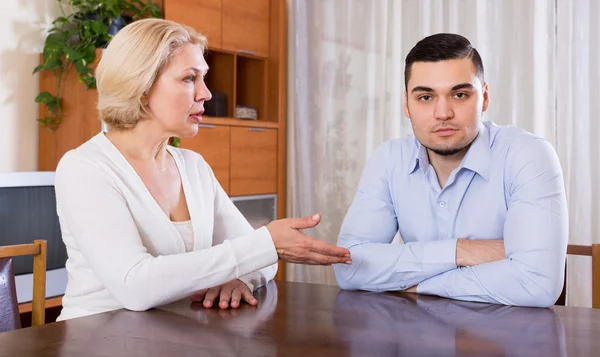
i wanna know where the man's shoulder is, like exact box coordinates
[486,122,561,180]
[487,121,551,153]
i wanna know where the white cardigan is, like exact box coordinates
[55,132,278,321]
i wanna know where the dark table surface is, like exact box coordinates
[1,280,599,356]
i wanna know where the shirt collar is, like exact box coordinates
[408,137,429,175]
[460,122,492,181]
[407,122,492,180]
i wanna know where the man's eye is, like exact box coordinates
[419,95,432,101]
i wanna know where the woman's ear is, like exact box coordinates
[141,93,149,106]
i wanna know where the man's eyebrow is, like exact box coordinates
[411,86,434,94]
[410,83,475,94]
[451,83,475,91]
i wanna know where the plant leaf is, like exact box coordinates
[35,91,55,103]
[33,63,46,73]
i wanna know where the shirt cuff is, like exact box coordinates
[423,238,459,267]
[416,239,458,295]
[238,272,261,292]
[228,226,278,278]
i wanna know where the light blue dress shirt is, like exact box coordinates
[333,121,568,307]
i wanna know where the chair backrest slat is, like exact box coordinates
[563,244,600,309]
[0,240,47,330]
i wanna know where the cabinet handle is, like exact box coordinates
[238,49,257,56]
[248,127,264,132]
[198,124,216,128]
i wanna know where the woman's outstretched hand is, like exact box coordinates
[267,214,352,265]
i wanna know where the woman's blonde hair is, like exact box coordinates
[96,18,207,130]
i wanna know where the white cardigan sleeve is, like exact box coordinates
[205,160,279,292]
[55,153,279,312]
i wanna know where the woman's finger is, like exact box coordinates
[203,287,220,308]
[219,286,233,309]
[230,288,243,308]
[242,290,258,306]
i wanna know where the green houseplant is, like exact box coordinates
[34,0,162,131]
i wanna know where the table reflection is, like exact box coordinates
[334,291,566,357]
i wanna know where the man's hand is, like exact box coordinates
[190,279,257,309]
[456,239,506,267]
[404,285,418,293]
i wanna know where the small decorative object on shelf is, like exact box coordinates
[204,91,227,117]
[235,105,258,120]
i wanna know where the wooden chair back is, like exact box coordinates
[0,240,47,328]
[556,244,600,308]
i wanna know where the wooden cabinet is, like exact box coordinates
[37,50,102,171]
[164,0,222,48]
[230,127,277,196]
[179,125,278,197]
[179,125,231,194]
[222,0,270,57]
[164,0,269,56]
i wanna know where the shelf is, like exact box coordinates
[205,51,235,117]
[236,56,267,121]
[200,117,278,129]
[207,46,268,60]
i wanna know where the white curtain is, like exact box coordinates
[556,0,600,308]
[287,0,598,307]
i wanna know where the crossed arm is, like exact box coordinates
[333,139,568,308]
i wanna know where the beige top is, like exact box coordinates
[173,220,194,252]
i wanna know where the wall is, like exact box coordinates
[0,0,61,172]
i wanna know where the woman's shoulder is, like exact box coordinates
[55,133,122,189]
[57,133,108,170]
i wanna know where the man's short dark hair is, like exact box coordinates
[404,33,484,89]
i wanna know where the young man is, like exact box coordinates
[333,33,568,308]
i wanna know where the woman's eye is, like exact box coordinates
[184,75,196,82]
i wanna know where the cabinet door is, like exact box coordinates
[165,0,222,49]
[230,127,277,195]
[179,125,230,194]
[222,0,269,57]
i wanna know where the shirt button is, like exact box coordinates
[438,201,446,208]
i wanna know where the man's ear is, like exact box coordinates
[482,82,490,112]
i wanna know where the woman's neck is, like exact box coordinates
[105,121,171,168]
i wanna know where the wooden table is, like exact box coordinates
[1,280,599,356]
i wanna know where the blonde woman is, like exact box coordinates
[54,18,351,321]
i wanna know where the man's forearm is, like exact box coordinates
[409,238,506,293]
[455,239,506,266]
[335,239,459,291]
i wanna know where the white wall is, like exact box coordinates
[0,0,61,172]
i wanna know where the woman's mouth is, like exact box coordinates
[189,111,204,123]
